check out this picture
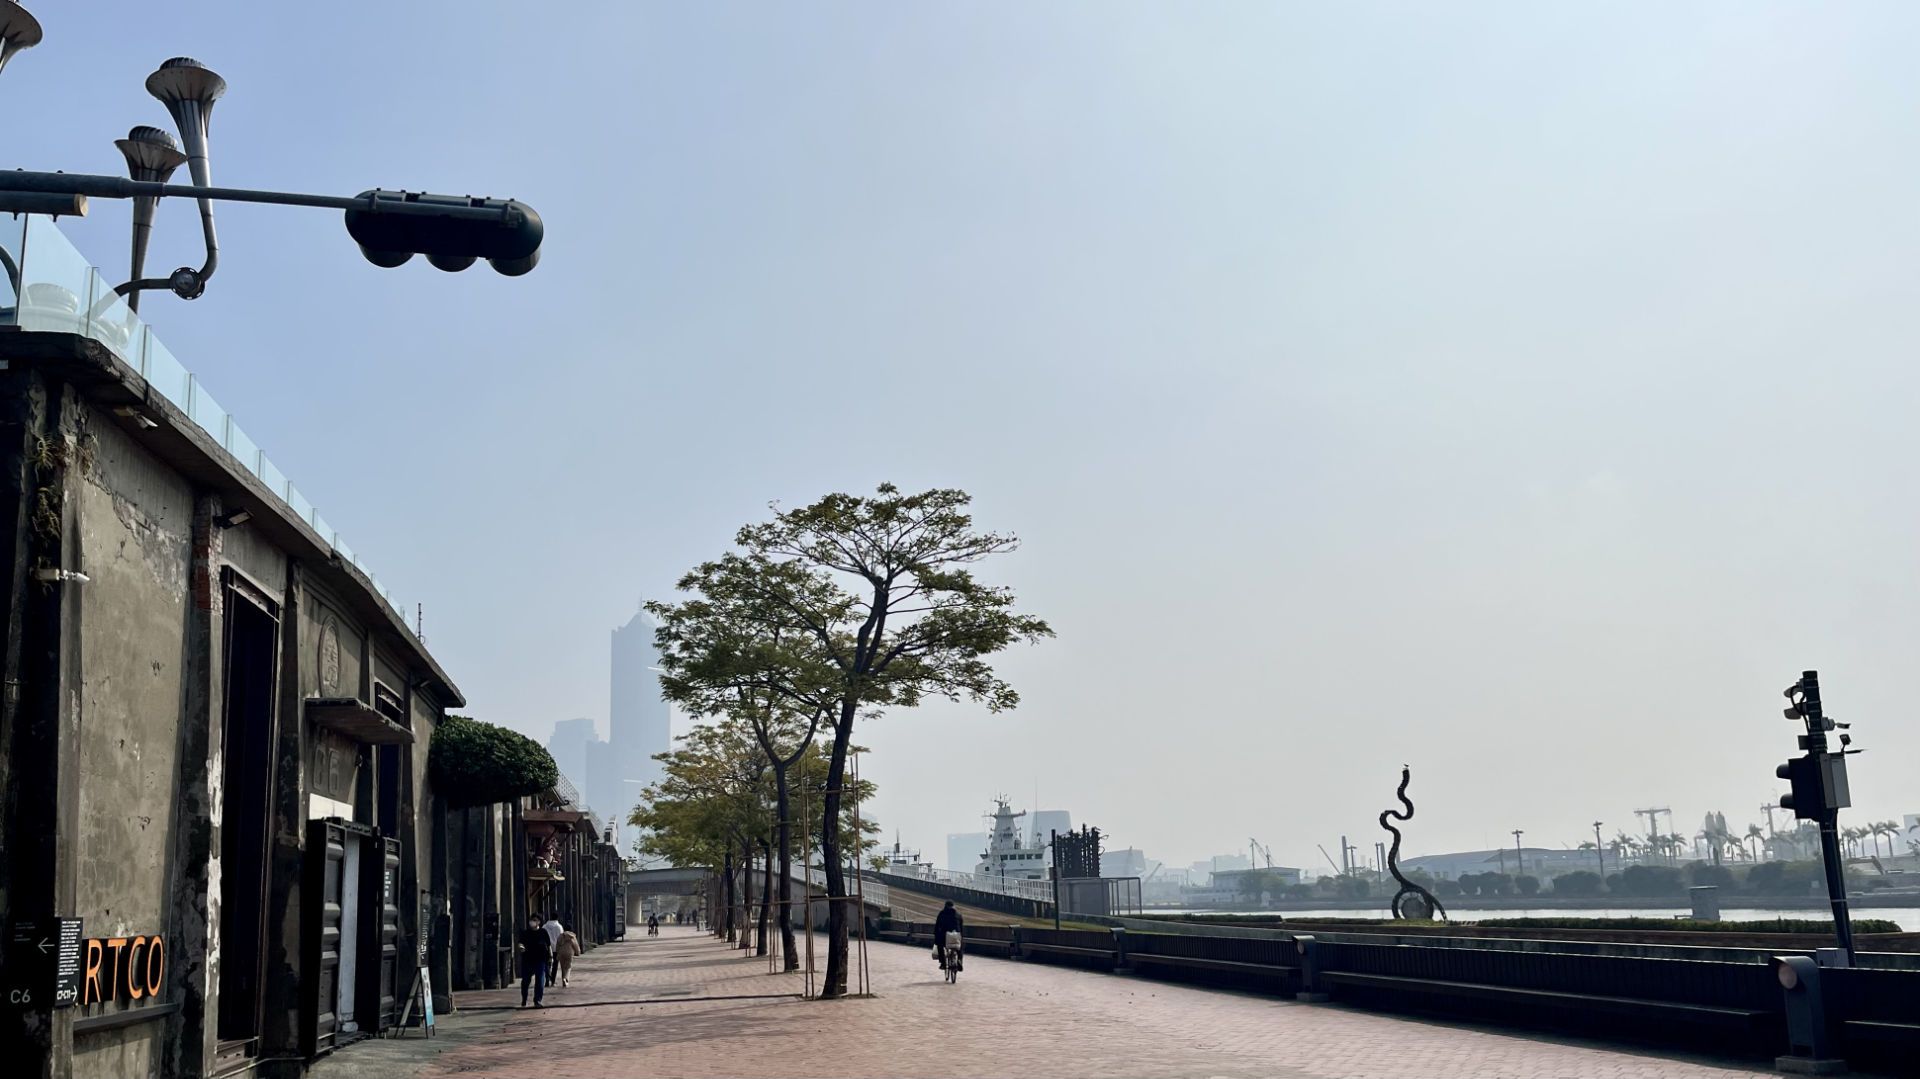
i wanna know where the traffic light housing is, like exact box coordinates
[1776,755,1822,820]
[343,190,543,275]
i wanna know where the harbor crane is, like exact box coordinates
[1248,838,1274,868]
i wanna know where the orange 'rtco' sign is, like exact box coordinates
[82,935,164,1006]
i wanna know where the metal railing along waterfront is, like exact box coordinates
[873,916,1920,1066]
[0,214,419,635]
[874,865,1056,903]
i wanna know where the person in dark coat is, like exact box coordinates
[932,901,963,967]
[518,915,551,1007]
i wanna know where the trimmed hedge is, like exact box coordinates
[1469,916,1903,934]
[429,714,558,808]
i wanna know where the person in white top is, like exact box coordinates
[542,915,563,986]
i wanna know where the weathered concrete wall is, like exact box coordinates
[70,1024,163,1079]
[70,408,194,1079]
[73,410,189,943]
[220,522,288,604]
[296,589,364,702]
[372,647,405,698]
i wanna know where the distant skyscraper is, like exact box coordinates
[947,832,990,874]
[1030,809,1072,848]
[610,609,671,816]
[547,717,599,803]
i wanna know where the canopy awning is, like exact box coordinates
[305,697,414,745]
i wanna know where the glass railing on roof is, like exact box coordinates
[0,214,419,639]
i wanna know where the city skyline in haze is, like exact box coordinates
[11,2,1918,875]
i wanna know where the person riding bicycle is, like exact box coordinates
[932,900,963,969]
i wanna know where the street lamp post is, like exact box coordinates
[1593,821,1606,879]
[1511,830,1525,877]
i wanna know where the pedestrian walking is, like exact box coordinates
[542,913,563,986]
[647,913,659,936]
[517,915,550,1008]
[555,928,581,987]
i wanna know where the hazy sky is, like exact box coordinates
[16,2,1919,872]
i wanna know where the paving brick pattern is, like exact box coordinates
[426,926,1774,1078]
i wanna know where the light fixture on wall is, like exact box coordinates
[111,405,159,430]
[215,508,252,528]
[32,567,89,583]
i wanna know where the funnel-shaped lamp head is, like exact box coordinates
[115,126,187,312]
[116,125,186,184]
[144,57,224,187]
[0,1,42,78]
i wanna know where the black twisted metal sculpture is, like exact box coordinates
[1379,765,1447,921]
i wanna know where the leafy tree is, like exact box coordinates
[1334,874,1371,899]
[1432,877,1463,898]
[1514,874,1540,897]
[664,485,1050,997]
[1460,872,1513,897]
[1551,870,1603,897]
[1236,870,1274,902]
[1689,863,1734,890]
[1746,860,1823,897]
[650,577,839,970]
[428,715,558,808]
[629,721,773,947]
[1614,864,1685,897]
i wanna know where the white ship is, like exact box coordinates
[882,835,935,878]
[975,797,1050,882]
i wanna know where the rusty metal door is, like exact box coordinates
[302,819,346,1056]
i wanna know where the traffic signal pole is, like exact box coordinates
[0,170,522,223]
[0,170,542,280]
[1779,671,1856,962]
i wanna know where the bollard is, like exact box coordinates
[1770,955,1846,1075]
[1111,927,1129,971]
[1294,935,1329,1002]
[1010,924,1024,959]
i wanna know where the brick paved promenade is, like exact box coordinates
[386,926,1773,1078]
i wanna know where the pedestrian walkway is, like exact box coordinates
[406,925,1774,1078]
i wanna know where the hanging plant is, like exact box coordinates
[429,714,558,808]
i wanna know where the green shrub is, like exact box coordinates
[1611,864,1686,896]
[1469,916,1902,934]
[429,714,558,808]
[1550,870,1604,897]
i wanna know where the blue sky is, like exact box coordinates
[12,2,1920,869]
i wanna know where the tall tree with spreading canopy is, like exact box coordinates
[649,586,838,969]
[655,484,1050,997]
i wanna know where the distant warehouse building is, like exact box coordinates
[1399,848,1604,880]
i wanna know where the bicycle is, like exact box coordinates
[940,931,963,983]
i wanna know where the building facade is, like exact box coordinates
[0,217,620,1079]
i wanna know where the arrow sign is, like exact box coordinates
[37,939,52,954]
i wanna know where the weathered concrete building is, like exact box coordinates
[0,215,588,1078]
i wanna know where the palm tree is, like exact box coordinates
[1745,824,1765,861]
[1883,821,1905,859]
[1609,832,1637,866]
